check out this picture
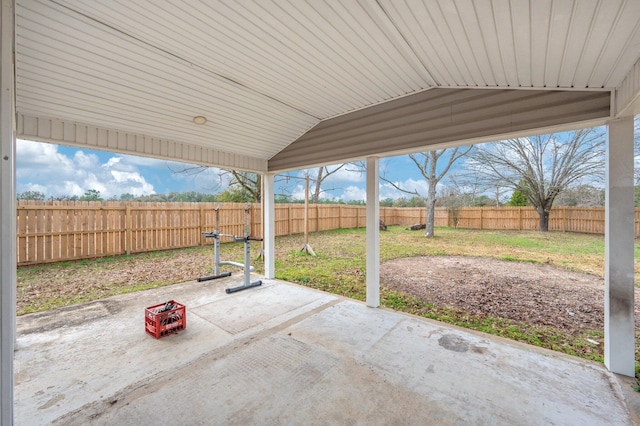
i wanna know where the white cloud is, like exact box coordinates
[290,183,306,201]
[283,164,365,201]
[297,164,365,184]
[20,183,48,194]
[111,170,142,183]
[74,151,99,169]
[16,140,156,199]
[61,181,85,197]
[379,178,428,199]
[17,139,73,169]
[104,157,122,168]
[110,170,155,196]
[322,165,364,184]
[339,185,367,202]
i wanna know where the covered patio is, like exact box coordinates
[2,1,640,423]
[14,276,637,424]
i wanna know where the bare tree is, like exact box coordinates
[446,172,481,207]
[168,164,261,202]
[223,170,261,202]
[277,164,350,203]
[553,184,605,206]
[308,164,346,203]
[168,164,223,192]
[172,163,348,204]
[382,147,473,237]
[469,129,605,231]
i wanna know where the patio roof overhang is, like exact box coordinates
[3,1,640,423]
[12,0,640,173]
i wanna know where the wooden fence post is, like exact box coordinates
[479,207,483,229]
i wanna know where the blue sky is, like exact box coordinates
[16,139,437,202]
[18,120,621,202]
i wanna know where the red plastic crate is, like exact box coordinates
[145,300,186,339]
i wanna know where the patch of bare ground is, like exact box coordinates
[380,256,640,335]
[16,248,230,314]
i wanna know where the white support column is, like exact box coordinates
[0,0,15,423]
[263,173,275,279]
[366,157,380,308]
[605,117,635,377]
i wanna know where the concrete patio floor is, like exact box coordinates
[14,275,640,425]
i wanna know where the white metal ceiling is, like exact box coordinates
[14,0,640,172]
[381,0,640,88]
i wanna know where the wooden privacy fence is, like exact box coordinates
[15,201,369,265]
[442,206,611,234]
[15,201,640,265]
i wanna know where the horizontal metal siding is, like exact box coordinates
[13,0,640,174]
[15,0,316,160]
[268,88,611,171]
[50,0,433,118]
[589,0,640,88]
[380,0,640,89]
[17,114,268,173]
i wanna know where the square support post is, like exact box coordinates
[263,173,275,279]
[0,0,15,423]
[366,157,380,308]
[605,117,635,377]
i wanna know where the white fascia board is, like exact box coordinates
[615,57,640,118]
[267,116,611,175]
[17,114,268,173]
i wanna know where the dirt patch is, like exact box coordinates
[380,256,640,335]
[17,249,220,314]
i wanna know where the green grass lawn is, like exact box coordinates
[275,226,614,296]
[17,226,640,370]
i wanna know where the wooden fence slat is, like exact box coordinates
[26,200,36,263]
[88,202,96,258]
[17,201,27,263]
[39,201,53,262]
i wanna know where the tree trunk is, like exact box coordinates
[312,167,324,204]
[537,207,550,232]
[425,182,437,237]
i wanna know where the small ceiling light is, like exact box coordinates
[193,116,207,125]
